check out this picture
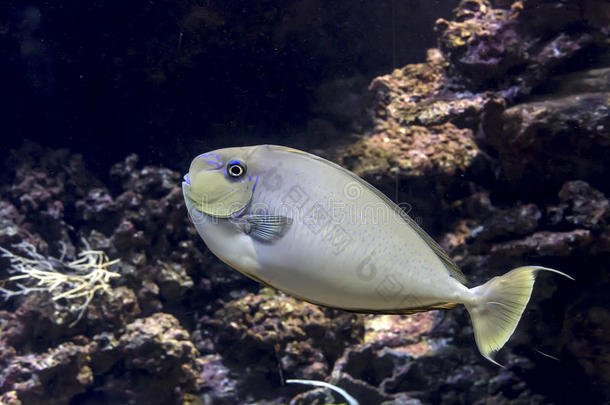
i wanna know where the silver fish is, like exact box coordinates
[182,145,571,365]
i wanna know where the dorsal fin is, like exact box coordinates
[268,145,467,284]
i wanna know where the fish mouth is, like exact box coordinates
[181,176,205,222]
[181,174,197,209]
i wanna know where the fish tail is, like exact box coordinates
[464,266,573,366]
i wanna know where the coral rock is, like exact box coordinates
[343,122,479,181]
[557,180,609,230]
[105,313,203,405]
[202,290,362,399]
[490,229,593,257]
[561,291,610,399]
[484,92,610,187]
[363,312,438,353]
[0,391,21,405]
[0,340,94,405]
[436,0,605,93]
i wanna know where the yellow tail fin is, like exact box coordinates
[465,266,573,366]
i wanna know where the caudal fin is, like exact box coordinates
[465,266,573,366]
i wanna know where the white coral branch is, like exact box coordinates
[0,240,120,327]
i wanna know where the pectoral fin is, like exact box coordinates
[231,214,292,243]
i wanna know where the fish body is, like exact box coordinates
[183,145,571,364]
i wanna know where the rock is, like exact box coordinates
[289,387,335,405]
[202,289,362,399]
[490,229,593,257]
[546,67,610,97]
[343,122,479,181]
[331,369,392,404]
[328,340,510,405]
[151,261,194,301]
[368,49,486,128]
[119,313,201,376]
[0,201,29,247]
[105,154,215,309]
[339,118,482,231]
[557,181,609,230]
[208,289,363,360]
[84,286,141,332]
[0,313,202,405]
[561,291,610,400]
[592,225,610,254]
[363,312,438,353]
[471,203,541,243]
[92,313,204,405]
[110,154,181,198]
[198,354,240,404]
[0,391,21,405]
[111,218,147,253]
[0,282,140,352]
[435,0,521,89]
[380,394,423,405]
[436,0,606,93]
[340,48,483,190]
[75,188,119,233]
[5,143,104,256]
[483,92,610,188]
[0,339,95,405]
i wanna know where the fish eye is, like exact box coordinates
[227,160,246,178]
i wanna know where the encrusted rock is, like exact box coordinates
[0,391,21,405]
[207,289,362,363]
[557,180,609,230]
[84,286,141,332]
[343,122,479,181]
[341,48,483,189]
[363,312,438,354]
[490,229,593,257]
[0,339,95,405]
[289,387,335,405]
[369,49,485,128]
[435,0,521,88]
[197,354,240,404]
[0,202,23,242]
[561,291,610,399]
[471,203,541,243]
[119,313,201,378]
[202,289,362,399]
[110,154,181,198]
[75,188,119,231]
[0,313,202,405]
[592,225,610,254]
[436,0,605,93]
[483,92,610,187]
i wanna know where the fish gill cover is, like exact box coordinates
[0,0,609,404]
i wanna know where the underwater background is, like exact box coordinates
[0,0,609,404]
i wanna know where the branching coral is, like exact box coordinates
[0,240,120,326]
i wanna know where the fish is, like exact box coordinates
[182,144,572,365]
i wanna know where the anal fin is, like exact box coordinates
[340,302,458,315]
[395,302,457,315]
